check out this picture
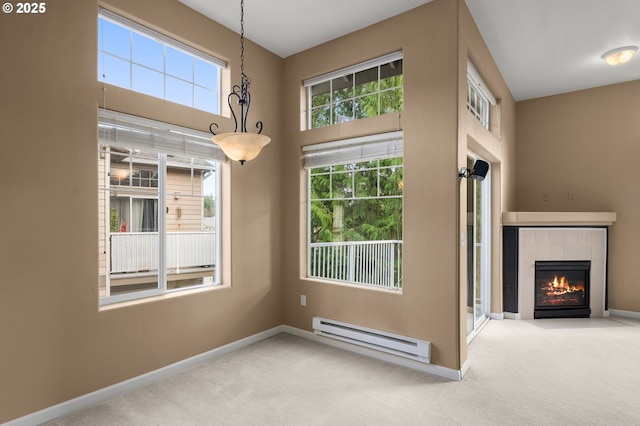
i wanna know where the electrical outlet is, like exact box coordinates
[543,192,550,201]
[568,192,575,201]
[300,295,306,306]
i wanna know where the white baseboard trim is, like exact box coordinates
[460,359,471,378]
[5,325,286,426]
[490,312,504,320]
[7,323,465,425]
[503,312,521,320]
[282,325,462,382]
[609,309,640,320]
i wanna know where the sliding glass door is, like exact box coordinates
[466,155,490,339]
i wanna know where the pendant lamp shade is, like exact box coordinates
[211,132,271,165]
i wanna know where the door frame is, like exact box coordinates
[466,152,491,343]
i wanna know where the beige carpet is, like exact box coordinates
[44,317,640,425]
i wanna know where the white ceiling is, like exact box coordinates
[177,0,433,58]
[178,0,640,101]
[465,0,640,100]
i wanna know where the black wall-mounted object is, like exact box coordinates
[470,159,489,181]
[458,159,490,181]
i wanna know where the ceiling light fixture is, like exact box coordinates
[209,0,270,165]
[601,46,638,66]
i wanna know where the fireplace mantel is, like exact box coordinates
[502,212,616,227]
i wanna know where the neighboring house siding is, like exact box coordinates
[98,152,109,290]
[166,168,204,232]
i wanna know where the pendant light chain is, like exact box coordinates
[240,0,246,81]
[239,0,249,117]
[240,0,251,86]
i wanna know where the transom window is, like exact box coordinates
[303,132,403,289]
[110,167,158,188]
[98,9,225,114]
[467,60,496,129]
[98,110,226,305]
[305,52,403,129]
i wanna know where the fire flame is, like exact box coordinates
[544,275,584,296]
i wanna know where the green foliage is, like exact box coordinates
[310,73,403,128]
[310,159,403,243]
[110,208,119,232]
[203,196,215,218]
[310,201,335,242]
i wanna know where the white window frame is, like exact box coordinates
[467,60,496,129]
[304,52,403,129]
[98,8,226,114]
[303,132,404,289]
[98,110,224,306]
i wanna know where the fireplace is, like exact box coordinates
[502,213,616,320]
[534,261,591,319]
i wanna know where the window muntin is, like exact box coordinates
[110,163,159,188]
[304,133,403,289]
[98,111,222,305]
[306,53,403,129]
[98,9,224,114]
[467,77,490,128]
[467,60,496,130]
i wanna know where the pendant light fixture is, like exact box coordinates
[210,0,270,165]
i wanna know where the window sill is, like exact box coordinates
[301,277,402,295]
[99,283,229,312]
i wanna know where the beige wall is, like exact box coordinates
[457,1,516,361]
[0,0,282,422]
[281,0,515,371]
[516,80,640,312]
[0,0,523,421]
[282,0,459,370]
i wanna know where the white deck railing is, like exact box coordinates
[309,240,402,288]
[110,231,215,274]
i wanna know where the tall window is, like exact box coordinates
[303,132,403,289]
[98,9,225,114]
[98,110,225,305]
[305,52,403,129]
[467,60,496,129]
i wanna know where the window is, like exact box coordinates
[98,110,225,305]
[98,9,225,114]
[467,60,496,129]
[305,52,403,129]
[303,132,403,289]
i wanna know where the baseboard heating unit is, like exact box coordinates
[312,317,431,363]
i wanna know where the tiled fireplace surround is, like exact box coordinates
[502,212,617,320]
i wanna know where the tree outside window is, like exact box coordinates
[308,158,403,288]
